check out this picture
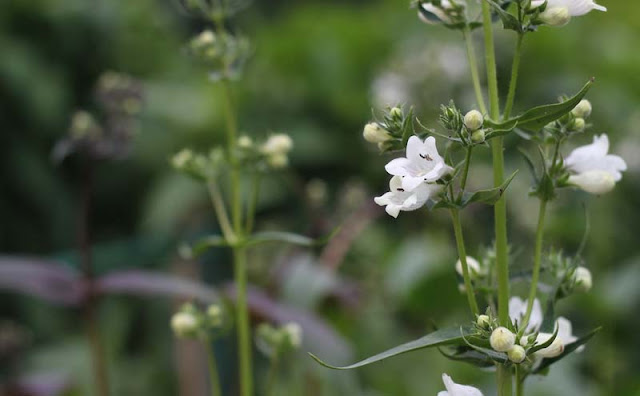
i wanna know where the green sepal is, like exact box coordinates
[309,326,475,370]
[532,327,602,374]
[485,0,522,32]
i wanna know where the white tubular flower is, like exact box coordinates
[385,136,453,191]
[565,134,627,194]
[530,0,607,17]
[574,266,593,292]
[374,176,442,218]
[261,134,293,156]
[490,327,516,352]
[418,1,455,25]
[534,316,583,358]
[438,374,484,396]
[539,7,571,27]
[455,256,487,278]
[509,297,543,333]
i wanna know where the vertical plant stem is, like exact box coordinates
[245,173,260,234]
[482,2,512,395]
[220,79,253,395]
[522,199,547,328]
[463,28,487,115]
[207,181,236,242]
[233,247,252,396]
[450,209,480,316]
[205,338,222,396]
[265,354,280,396]
[503,34,524,120]
[78,161,110,396]
[457,147,474,201]
[516,374,525,396]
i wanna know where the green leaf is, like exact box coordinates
[516,79,594,131]
[533,327,601,374]
[527,325,559,355]
[485,0,522,32]
[309,326,474,370]
[244,229,339,248]
[439,348,495,368]
[183,235,230,258]
[461,171,518,206]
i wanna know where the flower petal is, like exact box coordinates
[385,158,412,177]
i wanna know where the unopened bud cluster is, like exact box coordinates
[171,148,225,180]
[170,302,225,340]
[362,106,416,152]
[256,322,303,358]
[188,30,251,81]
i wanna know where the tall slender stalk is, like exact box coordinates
[482,1,512,395]
[450,209,480,316]
[463,28,487,115]
[220,80,253,396]
[205,337,222,396]
[78,161,110,396]
[522,199,547,328]
[265,354,280,396]
[503,34,524,120]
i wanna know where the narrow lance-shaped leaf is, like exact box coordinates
[485,0,522,32]
[461,170,518,206]
[533,327,601,374]
[309,326,474,370]
[244,229,339,248]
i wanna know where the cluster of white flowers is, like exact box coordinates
[374,136,450,217]
[261,133,294,169]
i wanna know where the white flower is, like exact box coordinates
[282,322,303,348]
[530,0,606,17]
[455,256,487,278]
[509,297,543,333]
[374,176,442,218]
[490,327,516,352]
[419,1,455,25]
[171,312,199,338]
[438,373,484,396]
[385,136,453,191]
[565,134,627,194]
[533,316,584,358]
[261,134,293,156]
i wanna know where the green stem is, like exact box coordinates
[481,0,500,121]
[457,147,473,201]
[450,209,480,316]
[503,34,524,120]
[207,181,236,242]
[205,338,222,396]
[245,173,260,234]
[234,247,253,396]
[497,365,513,396]
[265,354,280,396]
[463,28,487,115]
[516,373,525,396]
[522,199,547,329]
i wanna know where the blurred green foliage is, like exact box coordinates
[1,0,640,395]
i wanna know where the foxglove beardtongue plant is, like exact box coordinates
[311,1,627,396]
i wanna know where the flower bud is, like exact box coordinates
[206,304,223,327]
[238,136,253,149]
[363,123,391,144]
[464,110,484,131]
[477,315,491,328]
[535,333,564,358]
[267,153,289,169]
[572,100,592,119]
[282,322,303,349]
[171,149,194,171]
[455,256,486,278]
[490,327,516,352]
[540,7,571,27]
[390,107,403,119]
[571,118,586,132]
[262,134,293,155]
[574,266,592,292]
[171,312,199,338]
[508,345,526,363]
[418,0,454,24]
[568,170,616,195]
[471,130,486,144]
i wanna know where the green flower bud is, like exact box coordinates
[572,117,586,132]
[476,314,491,329]
[490,327,515,352]
[471,130,486,144]
[206,304,223,327]
[282,322,303,349]
[171,149,195,171]
[540,7,571,27]
[464,110,484,131]
[267,153,289,169]
[238,135,253,149]
[508,345,526,363]
[390,107,404,119]
[363,123,391,144]
[572,99,592,118]
[171,312,199,338]
[262,134,293,155]
[574,266,592,292]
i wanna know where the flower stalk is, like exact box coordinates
[522,199,548,329]
[450,209,480,316]
[205,337,222,396]
[462,27,487,115]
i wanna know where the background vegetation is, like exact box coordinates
[1,0,639,395]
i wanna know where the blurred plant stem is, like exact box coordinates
[450,209,480,316]
[220,80,254,396]
[515,366,525,396]
[522,199,547,329]
[205,336,222,396]
[482,0,512,394]
[462,27,487,115]
[78,160,110,396]
[265,353,280,396]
